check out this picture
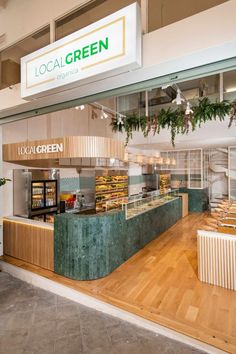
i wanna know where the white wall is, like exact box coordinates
[0,0,90,50]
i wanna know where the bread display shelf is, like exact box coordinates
[95,175,128,212]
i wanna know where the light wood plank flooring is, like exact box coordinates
[2,213,236,353]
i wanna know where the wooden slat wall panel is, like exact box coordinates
[198,231,236,290]
[3,220,54,271]
[3,136,125,162]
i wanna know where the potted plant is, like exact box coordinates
[0,178,11,187]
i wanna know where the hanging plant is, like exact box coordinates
[0,178,11,187]
[111,98,235,147]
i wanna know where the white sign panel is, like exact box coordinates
[21,3,141,99]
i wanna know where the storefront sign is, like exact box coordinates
[3,136,125,166]
[17,143,63,155]
[21,3,141,99]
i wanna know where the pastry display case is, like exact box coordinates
[105,189,179,219]
[124,189,178,219]
[95,175,128,212]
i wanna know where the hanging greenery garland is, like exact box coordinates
[0,178,11,187]
[111,98,236,146]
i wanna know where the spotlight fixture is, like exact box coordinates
[185,102,193,115]
[100,106,109,119]
[172,89,185,105]
[161,84,171,90]
[117,114,124,125]
[75,105,85,110]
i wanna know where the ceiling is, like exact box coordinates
[131,136,236,151]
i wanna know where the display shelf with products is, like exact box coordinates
[160,173,171,194]
[95,175,128,212]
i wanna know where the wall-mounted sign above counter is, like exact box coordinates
[3,136,125,167]
[21,3,141,99]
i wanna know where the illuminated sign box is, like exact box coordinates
[21,3,141,99]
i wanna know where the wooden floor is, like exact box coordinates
[2,213,236,353]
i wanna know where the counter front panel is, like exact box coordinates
[54,197,182,280]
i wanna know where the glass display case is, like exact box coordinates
[31,180,58,210]
[32,182,44,209]
[106,189,179,219]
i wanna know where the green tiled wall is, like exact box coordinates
[60,177,80,192]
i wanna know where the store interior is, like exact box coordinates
[1,69,236,220]
[1,58,236,354]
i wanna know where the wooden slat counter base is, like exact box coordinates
[3,217,54,271]
[178,193,188,217]
[197,230,236,291]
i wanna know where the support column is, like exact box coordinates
[141,0,148,34]
[50,19,56,44]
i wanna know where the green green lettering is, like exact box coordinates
[74,49,81,62]
[65,53,73,64]
[82,45,89,59]
[99,37,109,52]
[90,42,98,56]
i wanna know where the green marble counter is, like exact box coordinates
[54,197,182,280]
[179,188,209,212]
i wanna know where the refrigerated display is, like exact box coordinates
[45,181,57,207]
[13,169,60,221]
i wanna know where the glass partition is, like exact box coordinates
[106,189,179,219]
